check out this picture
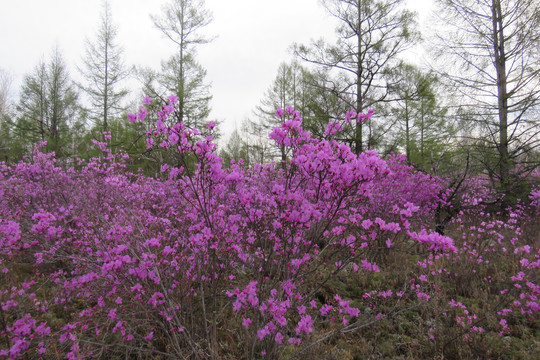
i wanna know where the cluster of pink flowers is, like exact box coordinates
[530,187,540,210]
[0,96,537,358]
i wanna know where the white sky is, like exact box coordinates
[0,0,431,140]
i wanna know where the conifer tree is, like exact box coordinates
[294,0,419,153]
[78,0,129,137]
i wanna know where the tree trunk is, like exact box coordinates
[104,32,109,135]
[355,0,363,154]
[405,95,410,161]
[492,0,510,205]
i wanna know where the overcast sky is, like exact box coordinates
[0,0,431,140]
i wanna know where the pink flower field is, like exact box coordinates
[0,98,538,359]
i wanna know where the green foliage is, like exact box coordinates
[147,0,214,129]
[294,0,420,153]
[220,129,249,167]
[14,49,81,159]
[385,62,454,170]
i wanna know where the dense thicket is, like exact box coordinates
[0,98,539,359]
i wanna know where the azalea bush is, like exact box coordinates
[0,97,538,359]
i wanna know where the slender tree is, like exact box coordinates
[0,69,15,161]
[149,0,213,128]
[78,0,129,137]
[293,0,418,153]
[299,67,351,139]
[250,62,307,163]
[386,62,451,169]
[219,128,249,166]
[160,52,212,128]
[0,69,12,120]
[432,0,540,202]
[16,49,79,157]
[249,62,347,164]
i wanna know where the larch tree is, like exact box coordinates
[16,49,79,157]
[0,69,15,161]
[385,62,452,169]
[250,62,309,163]
[249,61,347,164]
[293,0,418,154]
[0,69,12,120]
[219,128,250,167]
[432,0,540,203]
[149,0,213,129]
[78,0,129,137]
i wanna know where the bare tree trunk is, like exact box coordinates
[355,0,363,154]
[492,0,510,205]
[405,96,410,161]
[103,31,109,135]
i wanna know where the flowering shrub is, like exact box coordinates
[363,153,443,224]
[0,97,537,359]
[530,187,540,210]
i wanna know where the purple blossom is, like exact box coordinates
[143,95,152,105]
[295,315,313,334]
[127,113,137,123]
[168,94,178,104]
[242,317,252,329]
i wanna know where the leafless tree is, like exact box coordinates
[78,0,129,135]
[293,0,419,153]
[431,0,540,201]
[149,0,213,127]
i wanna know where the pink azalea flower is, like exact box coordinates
[143,95,152,105]
[168,94,178,104]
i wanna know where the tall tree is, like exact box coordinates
[0,69,12,120]
[299,67,352,140]
[250,62,308,163]
[386,62,451,169]
[219,128,249,167]
[78,0,129,136]
[148,0,213,128]
[15,49,80,157]
[432,0,540,202]
[248,61,345,164]
[0,69,16,161]
[293,0,418,153]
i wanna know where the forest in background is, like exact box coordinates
[0,0,538,199]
